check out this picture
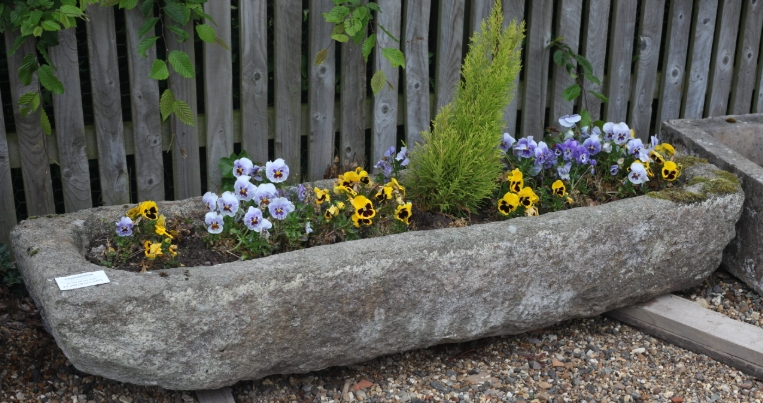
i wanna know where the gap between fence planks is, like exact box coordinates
[239,0,269,165]
[655,0,693,127]
[629,0,665,139]
[403,0,431,148]
[340,0,367,169]
[580,0,610,123]
[603,0,636,123]
[549,0,583,129]
[729,0,763,115]
[682,0,718,119]
[0,88,15,247]
[274,0,302,180]
[371,0,402,167]
[704,0,742,118]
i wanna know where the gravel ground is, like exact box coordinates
[3,271,763,403]
[676,269,763,328]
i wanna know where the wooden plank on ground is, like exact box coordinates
[655,0,693,127]
[308,0,336,180]
[729,0,763,115]
[580,0,610,122]
[403,0,432,147]
[0,90,16,247]
[86,6,129,206]
[49,28,92,211]
[608,294,763,379]
[434,0,464,114]
[704,0,742,117]
[549,0,583,128]
[628,0,665,139]
[470,0,492,34]
[239,0,269,164]
[4,31,55,216]
[603,0,637,123]
[340,2,367,169]
[681,0,718,119]
[195,388,235,403]
[274,0,302,180]
[501,0,525,134]
[124,9,164,202]
[521,0,553,136]
[372,0,402,167]
[165,19,201,199]
[203,2,233,193]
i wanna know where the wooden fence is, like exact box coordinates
[1,0,762,247]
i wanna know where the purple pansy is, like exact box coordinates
[115,216,133,237]
[582,136,601,156]
[628,161,649,185]
[202,192,218,212]
[558,114,581,128]
[254,183,277,207]
[574,146,589,164]
[396,146,410,166]
[268,197,295,220]
[610,164,619,175]
[297,184,307,202]
[626,138,650,162]
[244,206,265,231]
[534,141,556,168]
[602,122,616,142]
[249,164,263,181]
[557,162,572,180]
[612,122,631,145]
[265,158,289,183]
[234,175,257,201]
[205,211,224,234]
[514,136,537,159]
[233,157,254,178]
[374,159,393,178]
[499,132,516,153]
[556,138,579,161]
[217,191,239,217]
[383,146,396,158]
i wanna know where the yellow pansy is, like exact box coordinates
[395,202,413,225]
[356,169,371,185]
[655,143,675,157]
[551,180,567,197]
[144,240,163,260]
[387,178,406,197]
[351,195,376,219]
[324,205,339,222]
[168,244,178,257]
[314,187,330,204]
[155,215,173,239]
[497,192,520,215]
[351,213,373,228]
[375,185,394,201]
[507,169,523,193]
[649,150,665,165]
[517,187,539,208]
[662,161,681,181]
[139,201,159,220]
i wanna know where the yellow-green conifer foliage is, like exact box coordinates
[406,1,524,215]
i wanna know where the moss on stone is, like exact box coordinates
[674,155,708,167]
[687,176,710,186]
[648,188,707,203]
[713,170,739,186]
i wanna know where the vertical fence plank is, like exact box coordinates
[274,0,302,179]
[471,0,492,34]
[4,32,55,216]
[549,0,583,127]
[682,0,718,118]
[308,0,336,180]
[603,0,637,123]
[340,6,367,169]
[656,0,692,126]
[756,33,763,113]
[628,0,665,138]
[86,6,129,206]
[434,0,464,113]
[704,0,742,117]
[501,0,525,134]
[580,0,610,122]
[165,20,201,199]
[403,0,432,147]
[124,9,164,202]
[240,0,269,164]
[729,0,763,115]
[0,93,15,246]
[372,0,402,166]
[203,3,233,192]
[521,0,553,137]
[49,28,92,211]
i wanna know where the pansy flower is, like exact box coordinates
[305,222,313,235]
[259,217,273,234]
[374,159,393,178]
[626,138,650,162]
[351,195,376,219]
[610,164,620,175]
[352,213,373,228]
[155,214,173,239]
[507,169,523,193]
[375,185,394,201]
[234,175,257,201]
[558,114,581,128]
[336,201,346,210]
[551,180,567,197]
[612,122,631,145]
[395,202,413,225]
[517,187,539,208]
[650,150,665,165]
[314,187,330,204]
[514,136,537,159]
[205,211,224,234]
[534,141,556,168]
[499,132,516,153]
[556,138,579,161]
[244,206,265,231]
[497,192,519,215]
[627,161,649,185]
[395,147,410,166]
[557,162,571,181]
[387,177,406,197]
[582,136,601,156]
[115,216,133,237]
[574,146,589,164]
[324,205,339,222]
[233,157,254,178]
[297,184,307,202]
[217,191,239,216]
[334,184,358,197]
[249,164,263,181]
[168,244,178,257]
[139,201,159,220]
[356,167,372,184]
[144,240,163,260]
[655,143,675,157]
[202,192,218,212]
[661,161,681,181]
[525,206,539,216]
[254,183,277,207]
[268,197,295,220]
[265,158,289,183]
[384,146,396,158]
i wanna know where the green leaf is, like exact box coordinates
[119,0,138,9]
[41,20,60,31]
[593,119,606,130]
[579,109,592,130]
[58,5,84,17]
[195,23,215,43]
[167,24,190,41]
[377,23,399,43]
[381,47,405,68]
[219,156,235,179]
[137,17,159,38]
[137,36,159,58]
[573,54,594,75]
[164,2,191,24]
[214,36,231,51]
[139,0,155,17]
[367,2,381,12]
[314,48,328,66]
[583,72,601,86]
[37,65,65,94]
[589,90,608,102]
[33,26,43,37]
[172,99,194,126]
[18,92,38,106]
[331,32,349,42]
[322,6,349,23]
[344,14,363,36]
[168,50,194,78]
[561,84,581,102]
[159,89,174,121]
[18,54,38,86]
[40,109,51,135]
[553,49,564,67]
[370,69,386,95]
[9,35,27,55]
[362,33,375,62]
[149,59,169,80]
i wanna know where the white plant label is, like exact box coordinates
[55,270,110,291]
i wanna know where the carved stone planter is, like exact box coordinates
[11,163,743,390]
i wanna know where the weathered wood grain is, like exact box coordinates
[434,0,464,113]
[549,0,583,127]
[628,0,665,139]
[655,0,693,126]
[274,0,302,180]
[308,0,336,180]
[239,0,269,164]
[682,0,718,118]
[403,0,432,147]
[757,32,763,113]
[203,2,233,193]
[705,0,742,117]
[372,0,402,167]
[340,1,367,169]
[0,90,16,247]
[471,0,492,34]
[603,0,637,123]
[165,20,201,199]
[729,0,763,115]
[49,28,92,211]
[4,31,55,216]
[124,8,164,202]
[521,0,553,137]
[501,0,525,134]
[580,0,611,122]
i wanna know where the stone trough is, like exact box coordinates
[10,163,743,390]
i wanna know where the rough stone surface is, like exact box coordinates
[10,164,743,390]
[662,114,763,295]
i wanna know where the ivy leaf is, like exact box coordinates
[562,84,581,101]
[195,23,215,43]
[137,17,159,38]
[172,99,194,126]
[137,36,159,58]
[139,0,155,17]
[362,33,375,62]
[119,0,138,9]
[314,48,328,66]
[40,109,51,135]
[18,53,38,86]
[167,24,190,42]
[331,32,349,43]
[579,109,592,130]
[589,90,608,102]
[370,69,386,96]
[37,64,65,94]
[164,2,190,24]
[168,50,194,78]
[381,47,405,68]
[159,89,175,121]
[41,19,60,31]
[149,59,169,80]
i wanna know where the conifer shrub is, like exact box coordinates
[405,0,524,215]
